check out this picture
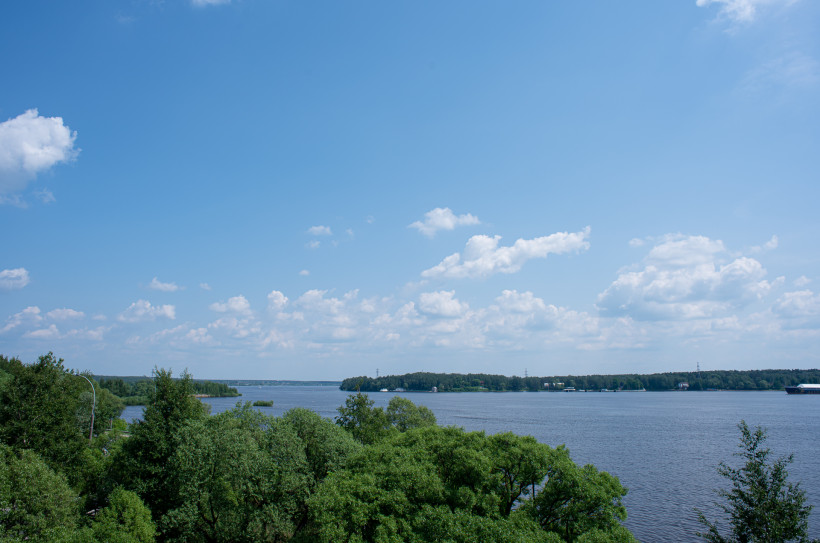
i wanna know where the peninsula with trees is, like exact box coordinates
[341,368,820,393]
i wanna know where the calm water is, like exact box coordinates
[122,388,820,542]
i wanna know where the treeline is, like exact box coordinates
[97,375,239,405]
[0,352,637,543]
[341,368,820,393]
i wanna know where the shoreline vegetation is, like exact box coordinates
[95,375,240,406]
[340,368,820,393]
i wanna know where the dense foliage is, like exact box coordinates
[697,421,815,543]
[341,368,820,393]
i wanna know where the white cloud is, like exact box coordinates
[419,291,469,318]
[598,234,779,321]
[307,225,332,236]
[770,289,820,332]
[494,289,548,314]
[267,290,288,311]
[148,277,180,292]
[46,308,85,320]
[210,295,251,315]
[296,290,344,314]
[1,306,41,333]
[307,240,320,249]
[772,290,820,318]
[191,0,231,6]
[34,188,55,204]
[23,324,60,339]
[299,269,310,276]
[794,276,811,287]
[0,268,30,290]
[184,327,215,345]
[200,282,212,291]
[409,207,481,237]
[695,0,798,23]
[422,227,591,279]
[118,300,176,322]
[64,326,107,341]
[0,109,79,195]
[751,236,779,253]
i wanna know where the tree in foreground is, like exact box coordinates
[0,444,79,542]
[697,420,814,543]
[526,446,632,543]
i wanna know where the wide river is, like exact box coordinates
[123,387,820,542]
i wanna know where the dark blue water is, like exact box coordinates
[123,388,820,542]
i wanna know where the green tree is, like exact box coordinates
[526,446,632,543]
[164,404,312,543]
[0,353,87,474]
[283,407,361,483]
[487,432,551,516]
[92,487,156,543]
[0,444,80,542]
[113,369,207,527]
[306,425,568,543]
[335,393,394,445]
[385,396,436,432]
[697,421,814,543]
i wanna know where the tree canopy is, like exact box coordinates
[697,421,814,543]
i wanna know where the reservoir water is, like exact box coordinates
[123,388,820,542]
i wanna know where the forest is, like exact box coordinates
[340,368,820,393]
[96,375,240,405]
[0,352,637,543]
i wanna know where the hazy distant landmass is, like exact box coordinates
[341,369,820,393]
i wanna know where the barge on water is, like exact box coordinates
[785,384,820,395]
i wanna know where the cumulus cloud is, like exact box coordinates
[409,207,481,237]
[695,0,797,23]
[200,283,212,291]
[118,300,176,322]
[267,290,288,311]
[772,290,820,318]
[750,235,779,254]
[306,240,320,249]
[299,270,310,276]
[296,290,346,314]
[770,289,820,331]
[307,225,332,236]
[1,306,41,333]
[794,276,811,287]
[0,268,30,290]
[597,234,780,320]
[191,0,231,6]
[46,308,85,320]
[422,227,591,279]
[23,324,60,339]
[0,109,78,196]
[210,295,251,314]
[418,291,469,318]
[148,277,180,292]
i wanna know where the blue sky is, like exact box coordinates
[1,0,818,379]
